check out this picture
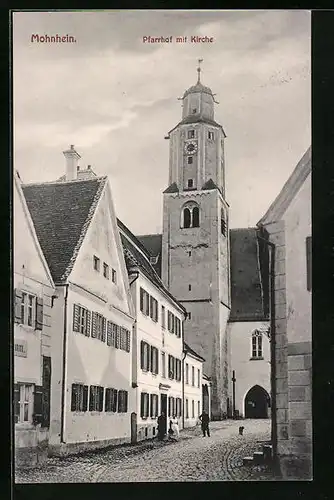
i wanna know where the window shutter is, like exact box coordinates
[140,288,144,312]
[42,356,51,427]
[86,310,91,336]
[168,396,171,417]
[14,385,20,423]
[107,322,111,346]
[33,385,43,425]
[99,387,104,411]
[124,391,128,413]
[14,289,23,324]
[155,348,159,375]
[71,384,77,411]
[126,330,131,352]
[306,236,312,291]
[150,394,153,417]
[91,312,97,338]
[101,317,106,343]
[140,393,145,417]
[83,385,88,411]
[112,389,118,412]
[116,326,121,348]
[149,296,153,319]
[140,340,144,369]
[150,345,154,373]
[73,304,80,332]
[89,387,94,411]
[35,297,43,330]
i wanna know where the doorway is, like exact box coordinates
[244,385,270,418]
[160,394,167,434]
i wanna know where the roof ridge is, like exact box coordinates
[60,176,107,281]
[22,176,107,187]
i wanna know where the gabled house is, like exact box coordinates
[13,171,55,466]
[118,221,187,441]
[257,146,312,479]
[183,342,205,428]
[21,146,135,455]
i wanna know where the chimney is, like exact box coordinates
[63,145,81,181]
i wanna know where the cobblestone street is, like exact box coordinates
[16,419,277,482]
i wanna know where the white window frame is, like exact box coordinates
[14,384,34,424]
[251,330,263,359]
[20,292,36,328]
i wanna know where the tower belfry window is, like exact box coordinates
[192,108,197,114]
[182,202,200,229]
[188,130,195,139]
[187,156,193,164]
[208,131,214,140]
[187,179,194,189]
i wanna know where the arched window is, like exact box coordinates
[251,330,263,359]
[183,208,191,228]
[181,202,200,229]
[193,206,199,227]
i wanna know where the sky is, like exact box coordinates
[13,10,311,235]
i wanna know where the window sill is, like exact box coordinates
[249,357,264,361]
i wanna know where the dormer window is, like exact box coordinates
[188,130,195,139]
[182,202,200,229]
[187,156,193,164]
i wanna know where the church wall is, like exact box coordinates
[227,321,270,418]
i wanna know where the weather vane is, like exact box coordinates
[197,59,203,83]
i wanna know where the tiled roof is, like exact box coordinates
[163,182,179,194]
[184,342,206,362]
[22,177,106,283]
[117,220,186,315]
[202,178,219,190]
[229,228,269,321]
[136,234,162,276]
[168,116,225,136]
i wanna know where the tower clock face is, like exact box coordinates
[185,141,198,154]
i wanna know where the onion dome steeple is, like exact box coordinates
[180,59,218,121]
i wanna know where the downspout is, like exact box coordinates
[257,232,277,460]
[182,350,187,429]
[181,316,186,429]
[128,269,139,444]
[60,283,69,444]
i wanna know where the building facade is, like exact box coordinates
[227,228,270,418]
[183,343,204,428]
[14,171,55,466]
[22,148,136,455]
[258,147,312,479]
[119,221,186,441]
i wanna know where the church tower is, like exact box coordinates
[161,62,231,419]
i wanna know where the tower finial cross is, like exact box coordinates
[197,59,203,83]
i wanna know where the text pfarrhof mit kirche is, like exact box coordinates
[142,36,214,43]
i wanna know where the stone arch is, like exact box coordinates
[244,385,270,419]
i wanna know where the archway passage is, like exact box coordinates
[244,385,270,418]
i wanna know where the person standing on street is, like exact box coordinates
[170,415,180,441]
[157,412,166,441]
[199,410,210,437]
